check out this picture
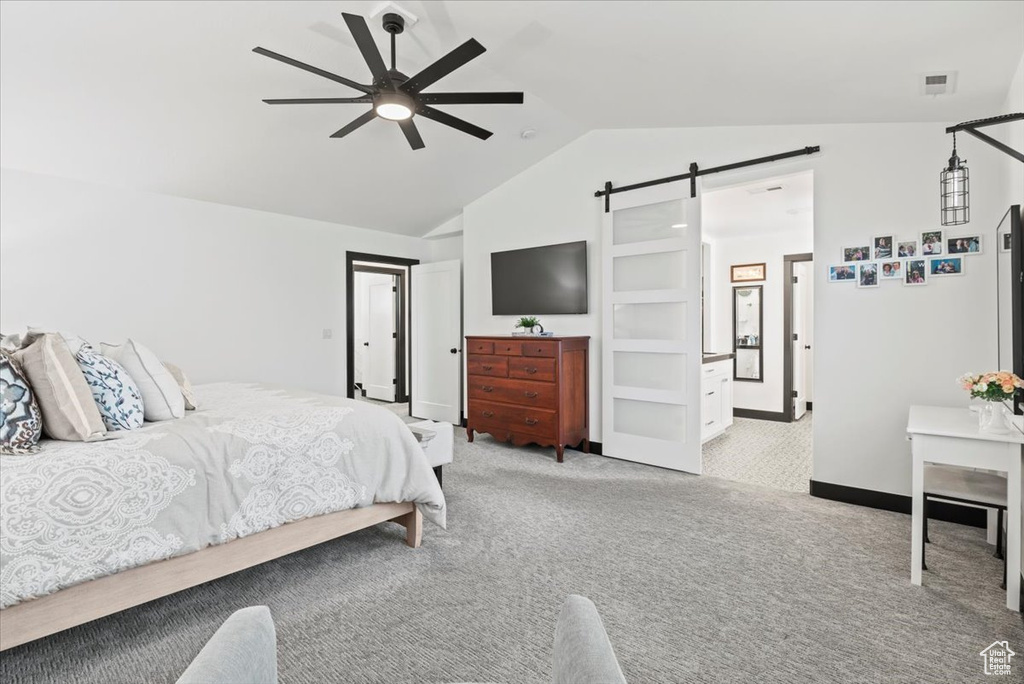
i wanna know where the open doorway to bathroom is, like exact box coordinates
[699,170,814,493]
[346,252,419,419]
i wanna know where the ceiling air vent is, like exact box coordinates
[921,71,957,96]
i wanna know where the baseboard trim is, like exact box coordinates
[809,479,987,528]
[733,408,789,422]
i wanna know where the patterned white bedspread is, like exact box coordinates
[0,383,446,609]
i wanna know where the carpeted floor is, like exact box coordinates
[702,412,813,493]
[1,430,1021,683]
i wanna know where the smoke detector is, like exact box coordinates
[921,71,957,96]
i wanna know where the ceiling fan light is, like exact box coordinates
[375,93,414,121]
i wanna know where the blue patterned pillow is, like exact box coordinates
[76,344,144,431]
[1,351,43,453]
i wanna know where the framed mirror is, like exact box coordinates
[996,205,1023,431]
[733,285,763,382]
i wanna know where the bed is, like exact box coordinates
[0,382,446,651]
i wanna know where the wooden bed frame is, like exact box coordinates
[0,502,422,651]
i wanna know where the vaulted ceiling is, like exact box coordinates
[1,1,1021,235]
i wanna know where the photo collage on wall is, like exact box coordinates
[828,231,981,288]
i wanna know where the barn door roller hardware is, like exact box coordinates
[595,145,821,212]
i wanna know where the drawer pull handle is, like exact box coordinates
[524,391,538,398]
[707,391,715,396]
[705,420,714,426]
[526,367,537,374]
[482,410,495,418]
[525,417,539,425]
[482,365,493,371]
[482,386,494,392]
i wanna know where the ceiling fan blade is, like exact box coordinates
[253,47,373,94]
[401,39,486,94]
[329,110,378,139]
[416,105,492,140]
[418,92,524,105]
[398,119,425,150]
[263,97,373,104]
[341,12,389,85]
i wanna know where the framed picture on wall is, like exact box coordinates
[921,230,944,256]
[904,259,928,286]
[842,245,871,262]
[947,235,982,255]
[730,262,766,283]
[879,260,902,280]
[828,265,856,282]
[857,262,879,288]
[897,239,918,257]
[930,257,965,276]
[873,235,894,260]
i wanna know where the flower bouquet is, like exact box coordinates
[958,371,1023,433]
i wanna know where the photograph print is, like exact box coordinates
[946,235,981,255]
[929,256,964,276]
[879,260,902,280]
[843,245,871,262]
[873,235,893,260]
[897,240,918,257]
[904,259,927,286]
[921,230,944,255]
[857,262,879,288]
[828,264,857,282]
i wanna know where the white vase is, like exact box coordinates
[979,401,1013,434]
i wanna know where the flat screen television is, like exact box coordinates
[491,241,588,315]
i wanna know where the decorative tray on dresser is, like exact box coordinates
[465,336,590,462]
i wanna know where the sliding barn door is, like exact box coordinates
[602,185,703,473]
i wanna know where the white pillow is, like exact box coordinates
[100,339,185,421]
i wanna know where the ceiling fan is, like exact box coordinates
[254,12,524,150]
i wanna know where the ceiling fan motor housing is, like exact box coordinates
[382,13,405,35]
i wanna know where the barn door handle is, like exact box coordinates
[524,391,538,398]
[482,410,495,418]
[525,417,538,425]
[481,386,494,392]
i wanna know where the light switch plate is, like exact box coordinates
[322,329,333,339]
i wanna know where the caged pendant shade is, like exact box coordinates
[940,132,969,226]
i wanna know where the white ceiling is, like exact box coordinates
[1,1,1021,236]
[702,170,813,241]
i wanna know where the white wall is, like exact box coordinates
[0,168,434,397]
[705,228,813,413]
[462,122,1007,496]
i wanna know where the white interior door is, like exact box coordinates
[602,184,703,473]
[366,277,397,402]
[792,262,808,420]
[411,260,462,423]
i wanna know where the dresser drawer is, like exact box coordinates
[467,355,508,378]
[509,356,556,382]
[521,341,558,358]
[470,400,557,438]
[493,340,523,356]
[468,377,558,409]
[467,340,494,355]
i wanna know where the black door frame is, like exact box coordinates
[346,252,420,409]
[782,252,814,422]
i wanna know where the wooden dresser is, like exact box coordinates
[465,336,589,462]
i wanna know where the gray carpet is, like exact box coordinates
[1,431,1021,683]
[702,413,813,493]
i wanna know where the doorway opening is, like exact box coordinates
[699,170,814,493]
[346,251,419,418]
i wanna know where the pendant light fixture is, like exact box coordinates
[940,130,969,227]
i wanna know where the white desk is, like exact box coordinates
[907,405,1024,611]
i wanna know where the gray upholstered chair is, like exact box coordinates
[177,596,625,683]
[176,606,277,684]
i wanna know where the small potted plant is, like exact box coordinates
[514,316,543,336]
[958,371,1024,433]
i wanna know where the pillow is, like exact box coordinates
[12,333,106,442]
[163,362,197,410]
[100,339,184,421]
[76,345,145,431]
[25,327,89,356]
[0,351,43,453]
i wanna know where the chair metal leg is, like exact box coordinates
[995,508,1004,560]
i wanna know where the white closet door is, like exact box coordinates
[602,184,703,473]
[411,260,462,423]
